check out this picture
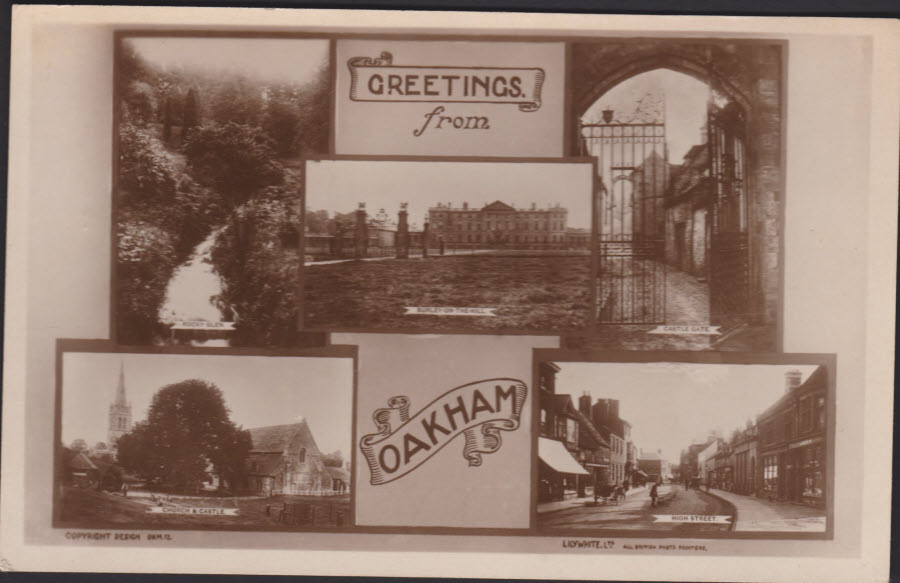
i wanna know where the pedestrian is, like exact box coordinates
[650,483,659,507]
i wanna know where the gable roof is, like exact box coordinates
[247,420,322,459]
[573,410,610,450]
[482,201,516,212]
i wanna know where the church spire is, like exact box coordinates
[114,361,128,406]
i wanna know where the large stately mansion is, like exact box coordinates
[427,201,570,248]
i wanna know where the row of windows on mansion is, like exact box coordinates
[427,201,577,245]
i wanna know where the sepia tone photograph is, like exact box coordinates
[113,34,329,348]
[535,355,832,536]
[566,39,784,353]
[56,348,354,531]
[302,159,594,332]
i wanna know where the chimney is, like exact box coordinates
[463,202,468,210]
[578,392,592,417]
[785,370,803,393]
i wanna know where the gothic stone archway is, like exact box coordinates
[571,40,783,335]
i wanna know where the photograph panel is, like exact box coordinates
[535,353,832,538]
[566,39,784,352]
[56,347,355,531]
[303,160,594,333]
[114,34,330,347]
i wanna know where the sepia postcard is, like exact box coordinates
[2,6,897,583]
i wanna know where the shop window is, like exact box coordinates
[763,455,778,492]
[801,445,825,498]
[566,418,578,445]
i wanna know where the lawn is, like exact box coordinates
[58,487,350,530]
[303,254,591,331]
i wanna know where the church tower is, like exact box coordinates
[108,362,132,450]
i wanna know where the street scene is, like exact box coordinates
[536,360,828,534]
[303,160,593,331]
[569,40,783,351]
[58,351,353,530]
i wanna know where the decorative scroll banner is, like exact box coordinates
[404,307,497,316]
[360,378,528,485]
[652,515,732,524]
[170,321,236,331]
[647,325,722,335]
[348,52,546,112]
[147,507,239,516]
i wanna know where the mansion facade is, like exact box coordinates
[428,201,570,248]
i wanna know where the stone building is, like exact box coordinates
[428,201,568,249]
[243,420,332,497]
[664,143,711,279]
[591,398,629,487]
[637,449,671,484]
[731,421,759,496]
[757,367,827,508]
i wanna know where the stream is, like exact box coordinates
[158,229,230,347]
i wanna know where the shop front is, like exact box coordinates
[538,437,590,502]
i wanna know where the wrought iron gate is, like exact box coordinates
[582,94,667,324]
[707,100,751,334]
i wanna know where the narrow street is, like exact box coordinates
[538,484,734,532]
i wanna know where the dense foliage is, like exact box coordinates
[116,380,252,493]
[116,39,328,345]
[210,177,302,346]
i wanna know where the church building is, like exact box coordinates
[242,419,337,496]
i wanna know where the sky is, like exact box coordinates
[61,352,353,458]
[306,161,595,230]
[126,37,328,86]
[582,69,711,164]
[554,362,822,466]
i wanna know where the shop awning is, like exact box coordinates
[539,437,590,475]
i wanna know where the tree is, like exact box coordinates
[182,87,200,142]
[162,93,174,143]
[207,76,262,127]
[123,80,157,126]
[116,380,252,493]
[184,121,284,207]
[322,450,344,468]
